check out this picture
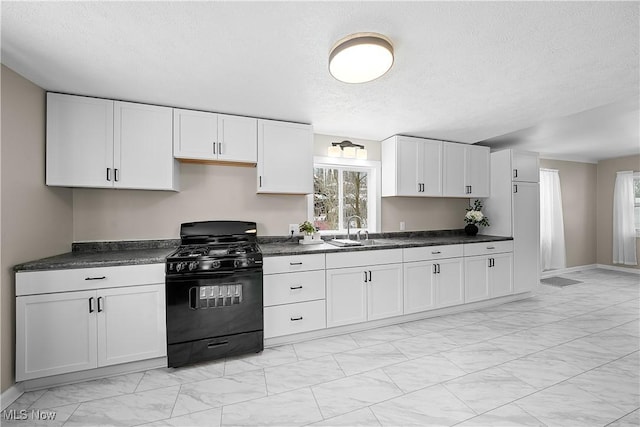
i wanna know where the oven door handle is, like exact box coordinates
[188,287,198,310]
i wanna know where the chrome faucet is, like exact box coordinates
[356,229,369,241]
[346,215,365,240]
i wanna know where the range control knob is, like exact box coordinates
[188,261,198,271]
[211,260,221,269]
[176,262,185,272]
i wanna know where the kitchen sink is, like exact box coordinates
[327,239,364,247]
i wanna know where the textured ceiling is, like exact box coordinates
[2,1,638,161]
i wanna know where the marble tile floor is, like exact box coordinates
[4,268,639,426]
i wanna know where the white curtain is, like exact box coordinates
[613,171,637,265]
[540,168,566,271]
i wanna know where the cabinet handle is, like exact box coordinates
[114,168,119,182]
[364,271,368,282]
[290,316,303,321]
[88,297,95,313]
[85,276,106,281]
[213,142,217,154]
[290,285,303,290]
[437,264,441,274]
[106,168,111,182]
[417,183,421,193]
[368,271,372,282]
[259,176,263,187]
[97,297,104,312]
[513,184,518,193]
[513,169,518,178]
[433,264,437,274]
[289,262,303,266]
[218,142,222,154]
[431,251,441,254]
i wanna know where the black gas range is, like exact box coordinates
[165,221,263,368]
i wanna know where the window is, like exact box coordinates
[308,157,380,233]
[635,173,640,236]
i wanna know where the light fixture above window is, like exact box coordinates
[329,32,394,83]
[328,140,367,160]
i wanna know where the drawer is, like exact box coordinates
[463,241,514,257]
[264,300,326,338]
[326,249,402,269]
[16,264,165,296]
[263,270,325,307]
[403,244,463,263]
[263,254,325,274]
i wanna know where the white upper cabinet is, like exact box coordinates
[382,136,442,197]
[46,93,178,191]
[173,109,257,163]
[512,150,540,182]
[257,119,313,194]
[114,101,176,190]
[47,94,114,188]
[443,143,490,197]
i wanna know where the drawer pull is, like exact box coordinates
[85,276,106,281]
[289,262,303,266]
[486,246,495,250]
[290,316,303,321]
[431,251,441,254]
[290,285,303,290]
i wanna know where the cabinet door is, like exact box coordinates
[396,137,421,196]
[367,264,403,321]
[490,252,514,298]
[218,114,257,163]
[16,291,98,381]
[46,93,114,188]
[404,261,436,314]
[513,182,540,293]
[466,145,490,197]
[443,143,466,197]
[114,102,177,190]
[464,256,490,303]
[435,258,465,308]
[420,139,443,196]
[97,284,166,367]
[257,119,313,194]
[173,108,217,160]
[326,267,367,327]
[512,151,539,183]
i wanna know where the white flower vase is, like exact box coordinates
[303,234,313,242]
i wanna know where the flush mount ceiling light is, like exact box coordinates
[329,32,394,83]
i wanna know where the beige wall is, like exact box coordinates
[0,65,74,393]
[596,154,640,269]
[540,159,597,268]
[381,197,468,232]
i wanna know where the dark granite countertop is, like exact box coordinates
[259,233,512,257]
[14,231,512,272]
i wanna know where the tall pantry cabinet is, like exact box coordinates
[481,150,540,294]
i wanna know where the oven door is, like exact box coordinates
[165,268,263,346]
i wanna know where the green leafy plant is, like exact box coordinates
[465,200,490,227]
[299,220,316,235]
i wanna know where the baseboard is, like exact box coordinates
[541,264,597,278]
[596,264,640,274]
[1,383,24,410]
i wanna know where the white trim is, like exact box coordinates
[18,357,166,393]
[540,264,598,278]
[596,264,640,274]
[265,292,534,347]
[541,263,640,277]
[1,383,24,410]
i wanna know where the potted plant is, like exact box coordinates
[464,200,490,236]
[299,221,316,241]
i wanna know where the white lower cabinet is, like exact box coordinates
[404,257,464,313]
[464,252,513,303]
[326,263,403,328]
[262,255,326,338]
[16,283,165,381]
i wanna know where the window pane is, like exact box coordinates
[634,178,640,198]
[313,167,339,230]
[343,170,368,228]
